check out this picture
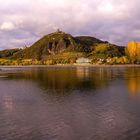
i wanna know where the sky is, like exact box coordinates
[0,0,140,50]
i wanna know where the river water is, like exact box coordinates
[0,66,140,140]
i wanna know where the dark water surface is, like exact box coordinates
[0,66,140,140]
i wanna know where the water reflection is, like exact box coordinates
[6,67,115,94]
[0,67,140,140]
[3,67,140,96]
[126,68,140,95]
[76,67,89,79]
[3,95,14,112]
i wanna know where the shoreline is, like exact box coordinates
[0,64,140,69]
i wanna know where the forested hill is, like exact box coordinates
[0,31,125,60]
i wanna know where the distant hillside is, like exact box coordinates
[75,36,104,45]
[0,31,125,60]
[0,48,21,59]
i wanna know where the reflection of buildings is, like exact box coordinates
[76,67,89,79]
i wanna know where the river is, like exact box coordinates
[0,66,140,140]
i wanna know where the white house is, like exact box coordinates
[76,57,91,64]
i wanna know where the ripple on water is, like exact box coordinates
[0,67,140,140]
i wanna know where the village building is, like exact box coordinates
[76,57,92,64]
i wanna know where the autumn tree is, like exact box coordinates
[126,42,140,63]
[93,43,121,57]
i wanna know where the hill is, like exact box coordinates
[0,48,21,59]
[0,31,125,61]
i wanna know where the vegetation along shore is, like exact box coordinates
[0,30,139,66]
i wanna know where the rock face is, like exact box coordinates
[11,31,106,60]
[41,32,74,54]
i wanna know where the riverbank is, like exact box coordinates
[0,64,140,69]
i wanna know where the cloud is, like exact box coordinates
[0,0,140,49]
[0,22,15,31]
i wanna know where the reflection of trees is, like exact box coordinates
[6,67,126,95]
[126,68,140,95]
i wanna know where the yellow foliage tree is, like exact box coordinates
[126,42,140,63]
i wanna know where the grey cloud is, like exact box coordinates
[0,0,140,50]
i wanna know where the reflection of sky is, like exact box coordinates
[3,95,13,112]
[0,68,140,139]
